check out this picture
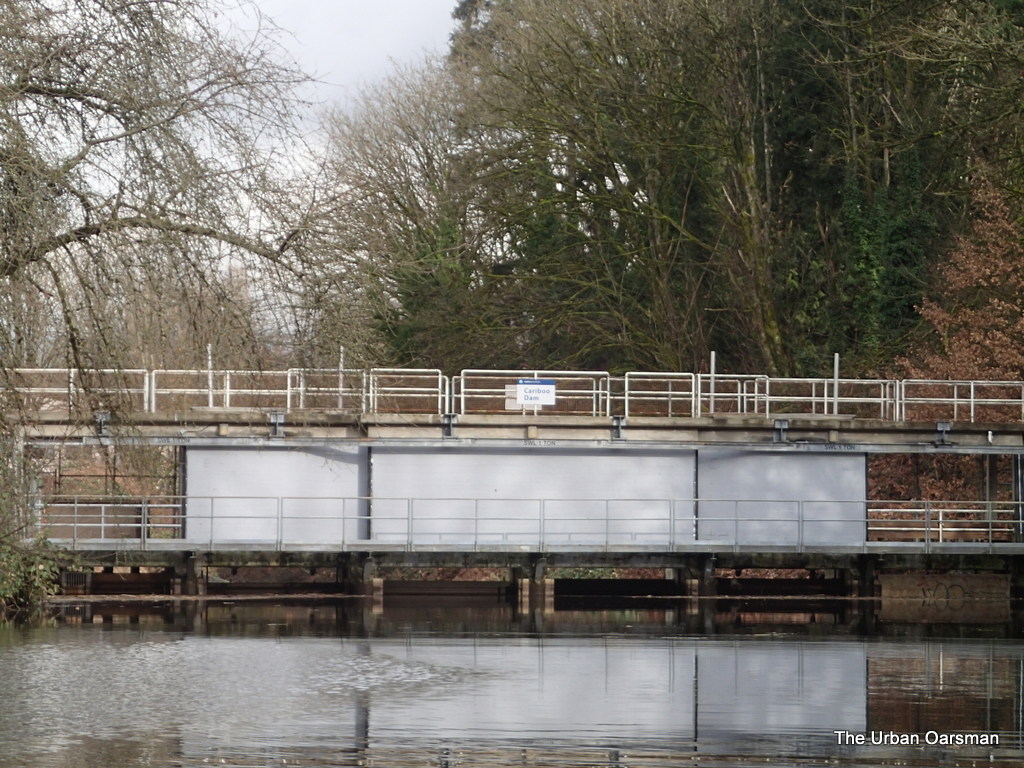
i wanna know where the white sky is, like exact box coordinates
[229,0,459,106]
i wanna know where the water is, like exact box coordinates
[0,598,1021,767]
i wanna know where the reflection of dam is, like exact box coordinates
[359,637,867,750]
[6,613,1024,765]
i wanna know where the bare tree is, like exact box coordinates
[0,0,310,374]
[303,61,508,370]
[0,0,315,608]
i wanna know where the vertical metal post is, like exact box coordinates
[709,351,716,415]
[798,500,804,552]
[141,498,148,551]
[924,500,932,552]
[833,353,840,415]
[224,372,232,408]
[539,499,546,549]
[1014,455,1024,543]
[206,344,214,408]
[276,496,284,551]
[605,499,610,551]
[338,346,346,409]
[407,497,413,550]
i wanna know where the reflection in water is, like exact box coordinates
[0,599,1021,767]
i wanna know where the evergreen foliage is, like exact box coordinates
[322,0,1024,377]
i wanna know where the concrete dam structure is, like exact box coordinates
[12,364,1024,596]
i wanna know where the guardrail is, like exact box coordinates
[34,495,1024,554]
[455,369,611,416]
[10,366,1024,423]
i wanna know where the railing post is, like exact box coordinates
[277,496,284,551]
[798,500,804,552]
[407,497,413,551]
[709,351,716,415]
[833,352,840,415]
[924,501,932,552]
[539,499,546,549]
[225,372,232,408]
[669,499,675,549]
[141,498,148,551]
[206,344,214,408]
[605,499,610,551]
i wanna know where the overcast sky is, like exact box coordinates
[229,0,459,106]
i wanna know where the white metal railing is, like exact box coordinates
[33,494,1024,553]
[455,369,611,416]
[900,380,1024,422]
[368,368,447,414]
[10,366,1024,422]
[286,368,366,411]
[623,372,696,417]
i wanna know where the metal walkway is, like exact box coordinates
[35,494,1024,555]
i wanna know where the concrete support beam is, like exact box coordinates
[700,555,717,597]
[336,553,378,597]
[177,552,206,596]
[856,555,878,598]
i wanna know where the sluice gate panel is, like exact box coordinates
[171,444,867,552]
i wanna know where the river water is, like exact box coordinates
[0,597,1021,767]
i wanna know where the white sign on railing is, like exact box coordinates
[516,378,556,406]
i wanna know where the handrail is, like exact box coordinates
[455,369,612,416]
[9,366,1024,423]
[33,494,1024,554]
